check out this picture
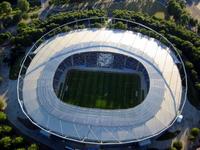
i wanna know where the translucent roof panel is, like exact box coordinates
[20,29,183,144]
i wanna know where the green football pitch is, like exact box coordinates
[58,69,143,109]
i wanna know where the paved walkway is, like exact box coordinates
[7,81,70,149]
[1,63,200,149]
[38,0,167,20]
[148,99,200,150]
[187,1,200,21]
[0,65,66,150]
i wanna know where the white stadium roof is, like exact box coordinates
[19,28,184,144]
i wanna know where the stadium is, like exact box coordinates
[17,18,187,146]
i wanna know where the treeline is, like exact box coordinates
[12,9,106,47]
[0,111,39,149]
[167,0,198,27]
[0,94,40,149]
[112,10,200,105]
[9,9,106,79]
[0,0,31,30]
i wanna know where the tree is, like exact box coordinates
[0,136,12,148]
[0,125,12,134]
[181,41,193,55]
[0,32,12,45]
[172,140,183,150]
[190,128,200,137]
[169,147,177,150]
[167,0,189,25]
[180,13,189,25]
[0,111,6,121]
[22,12,29,19]
[114,21,127,30]
[167,0,183,20]
[189,18,198,27]
[0,1,12,15]
[191,70,198,81]
[12,136,23,146]
[28,144,39,150]
[195,82,200,91]
[185,61,194,70]
[17,0,29,12]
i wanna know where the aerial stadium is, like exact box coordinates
[17,18,187,145]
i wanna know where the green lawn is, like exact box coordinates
[59,69,143,109]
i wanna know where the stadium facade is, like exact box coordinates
[17,18,187,145]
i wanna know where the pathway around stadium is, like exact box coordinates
[0,65,66,150]
[39,0,167,20]
[1,63,200,149]
[149,99,200,150]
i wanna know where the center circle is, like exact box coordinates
[53,51,150,109]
